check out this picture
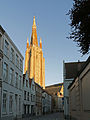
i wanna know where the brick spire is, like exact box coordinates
[31,16,38,46]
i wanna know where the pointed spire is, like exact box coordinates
[40,37,42,43]
[32,16,36,29]
[40,37,42,49]
[33,16,36,26]
[31,16,38,46]
[27,37,29,48]
[27,37,29,43]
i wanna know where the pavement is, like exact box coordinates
[22,112,65,120]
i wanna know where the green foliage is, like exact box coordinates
[68,0,90,55]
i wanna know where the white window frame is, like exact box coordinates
[20,59,22,70]
[10,48,14,63]
[19,75,22,89]
[10,68,14,85]
[2,92,7,114]
[4,40,9,56]
[15,72,18,88]
[3,62,8,82]
[16,54,19,67]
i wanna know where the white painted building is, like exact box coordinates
[68,57,90,120]
[35,83,42,116]
[63,60,85,119]
[22,72,31,117]
[0,25,24,120]
[42,90,52,114]
[57,97,63,111]
[30,78,35,115]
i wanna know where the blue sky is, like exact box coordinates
[0,0,89,86]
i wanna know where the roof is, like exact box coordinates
[0,25,24,59]
[35,82,43,89]
[23,74,34,87]
[42,89,52,96]
[45,83,63,88]
[65,61,85,79]
[0,25,5,34]
[68,56,90,89]
[45,83,63,96]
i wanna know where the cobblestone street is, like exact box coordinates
[22,112,64,120]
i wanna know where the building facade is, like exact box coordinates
[24,16,45,89]
[22,72,31,117]
[0,25,23,120]
[63,60,85,119]
[68,57,90,120]
[42,90,52,114]
[30,78,36,115]
[35,82,43,116]
[0,25,4,120]
[45,83,63,112]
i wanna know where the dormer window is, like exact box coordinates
[26,80,28,87]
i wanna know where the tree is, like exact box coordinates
[68,0,90,55]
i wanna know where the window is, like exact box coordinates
[11,48,14,62]
[10,68,14,85]
[32,84,34,90]
[19,75,22,89]
[24,105,26,114]
[16,54,19,67]
[15,94,18,112]
[27,92,29,101]
[20,59,22,70]
[3,93,7,113]
[23,80,24,87]
[27,105,30,114]
[5,40,9,56]
[33,95,35,102]
[19,96,21,112]
[26,80,28,87]
[31,94,32,102]
[24,91,26,100]
[15,72,18,88]
[9,95,13,112]
[3,62,8,82]
[31,94,34,102]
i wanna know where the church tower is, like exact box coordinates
[24,16,45,89]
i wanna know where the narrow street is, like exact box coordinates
[22,112,64,120]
